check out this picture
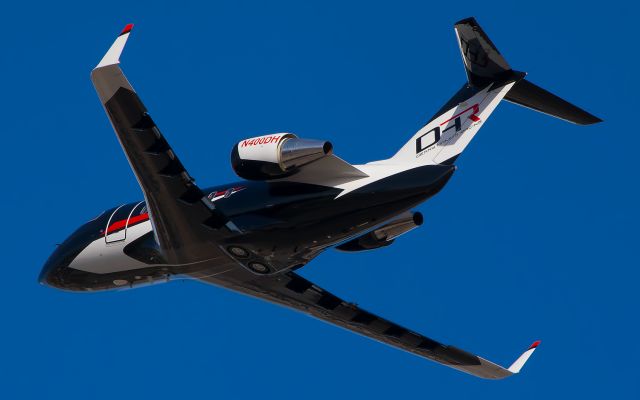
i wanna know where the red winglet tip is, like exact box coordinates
[529,340,541,349]
[120,23,134,36]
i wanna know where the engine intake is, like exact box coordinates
[231,133,332,180]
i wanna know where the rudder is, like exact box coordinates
[387,17,601,167]
[454,17,515,88]
[455,17,601,125]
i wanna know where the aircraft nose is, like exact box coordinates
[38,259,50,285]
[39,244,70,289]
[39,209,114,291]
[39,235,90,291]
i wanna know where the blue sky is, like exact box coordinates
[2,1,638,398]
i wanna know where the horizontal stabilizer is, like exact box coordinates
[454,17,601,125]
[505,79,602,125]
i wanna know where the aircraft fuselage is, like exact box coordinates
[40,164,454,291]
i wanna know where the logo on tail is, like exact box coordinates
[415,104,481,157]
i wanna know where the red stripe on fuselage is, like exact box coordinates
[105,213,149,235]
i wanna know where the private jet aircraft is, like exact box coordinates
[40,18,601,379]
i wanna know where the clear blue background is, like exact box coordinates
[2,1,637,398]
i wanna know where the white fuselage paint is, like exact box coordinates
[70,221,154,274]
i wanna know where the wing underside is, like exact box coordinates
[196,268,539,379]
[90,25,236,263]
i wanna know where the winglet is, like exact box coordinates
[507,340,541,374]
[95,23,134,69]
[92,24,136,104]
[120,23,134,36]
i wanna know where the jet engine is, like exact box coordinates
[231,133,333,180]
[336,212,424,252]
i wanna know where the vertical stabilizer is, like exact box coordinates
[387,17,601,167]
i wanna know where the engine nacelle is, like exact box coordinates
[335,212,424,252]
[231,133,333,180]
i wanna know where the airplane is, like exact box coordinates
[40,17,601,379]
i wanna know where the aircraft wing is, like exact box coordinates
[91,25,238,263]
[197,269,539,379]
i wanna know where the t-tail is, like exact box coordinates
[389,17,601,167]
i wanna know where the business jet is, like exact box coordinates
[40,18,600,379]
